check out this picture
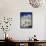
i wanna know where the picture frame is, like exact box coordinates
[20,12,32,28]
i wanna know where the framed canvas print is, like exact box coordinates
[20,12,32,28]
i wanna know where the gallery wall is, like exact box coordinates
[0,0,46,40]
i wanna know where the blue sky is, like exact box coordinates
[20,12,32,17]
